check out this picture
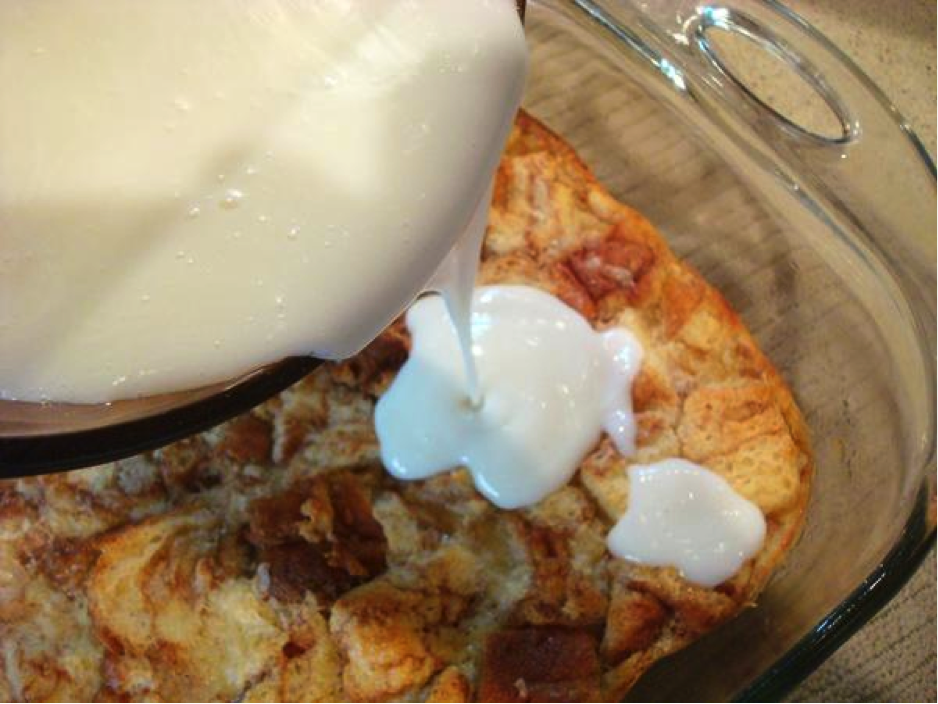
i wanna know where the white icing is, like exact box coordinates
[607,459,766,587]
[426,183,494,408]
[374,284,643,509]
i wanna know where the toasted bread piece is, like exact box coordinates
[0,112,811,702]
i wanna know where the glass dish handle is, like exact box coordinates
[680,0,938,530]
[679,0,937,495]
[567,0,936,514]
[578,0,935,276]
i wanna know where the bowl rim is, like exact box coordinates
[0,357,320,477]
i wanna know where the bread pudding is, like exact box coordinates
[0,111,812,702]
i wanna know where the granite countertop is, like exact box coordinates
[770,1,936,701]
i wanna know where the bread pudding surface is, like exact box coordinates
[0,112,811,702]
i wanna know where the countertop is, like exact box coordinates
[770,1,936,701]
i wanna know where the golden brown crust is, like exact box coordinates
[0,111,812,702]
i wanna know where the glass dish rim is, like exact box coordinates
[733,177,936,698]
[739,488,935,700]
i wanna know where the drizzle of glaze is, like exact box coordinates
[607,459,767,587]
[374,283,643,509]
[425,183,493,408]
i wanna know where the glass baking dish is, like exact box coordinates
[1,1,931,700]
[522,0,935,700]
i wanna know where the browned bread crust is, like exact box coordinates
[0,111,811,702]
